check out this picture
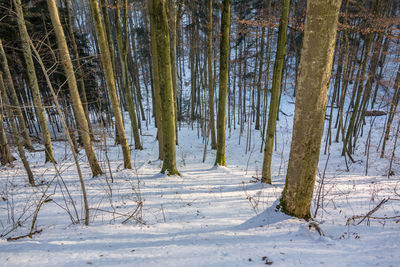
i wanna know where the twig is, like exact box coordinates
[314,150,330,218]
[161,204,166,223]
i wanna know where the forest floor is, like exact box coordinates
[0,96,399,266]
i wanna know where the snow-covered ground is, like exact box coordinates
[0,96,399,266]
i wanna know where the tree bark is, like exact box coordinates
[89,0,132,169]
[14,0,55,163]
[0,72,34,185]
[168,0,179,145]
[149,0,164,160]
[207,0,216,150]
[261,0,290,183]
[47,0,103,177]
[64,0,93,138]
[150,0,179,175]
[280,0,341,219]
[215,0,231,166]
[115,0,142,150]
[0,39,33,150]
[0,73,15,165]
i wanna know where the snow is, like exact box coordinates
[0,95,399,266]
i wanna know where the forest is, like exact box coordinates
[0,0,399,265]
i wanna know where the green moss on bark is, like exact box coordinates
[214,0,231,167]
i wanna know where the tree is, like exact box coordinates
[150,0,179,175]
[167,0,179,145]
[280,0,342,219]
[115,0,142,150]
[261,0,290,184]
[215,0,231,166]
[63,0,93,138]
[0,71,34,185]
[0,39,33,150]
[88,0,132,169]
[207,0,216,150]
[255,8,266,131]
[0,73,15,165]
[47,0,103,177]
[149,1,164,161]
[14,0,56,163]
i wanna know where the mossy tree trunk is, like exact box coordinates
[207,0,217,150]
[99,0,119,144]
[149,0,164,160]
[115,0,142,150]
[214,0,231,166]
[150,0,179,175]
[0,39,33,150]
[47,0,103,177]
[14,0,56,163]
[261,0,290,184]
[167,0,179,145]
[89,0,132,169]
[280,0,341,219]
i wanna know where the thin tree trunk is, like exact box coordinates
[0,72,34,185]
[0,39,33,150]
[149,0,164,160]
[0,74,15,165]
[261,0,290,184]
[215,0,231,166]
[115,0,142,150]
[208,0,216,150]
[381,65,400,158]
[168,0,179,145]
[47,0,103,177]
[14,0,56,163]
[89,0,132,169]
[64,0,93,138]
[255,24,265,130]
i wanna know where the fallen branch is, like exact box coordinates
[6,229,43,241]
[346,198,390,225]
[364,110,387,117]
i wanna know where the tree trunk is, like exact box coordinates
[168,0,178,145]
[149,0,164,160]
[89,0,132,169]
[0,72,34,185]
[280,0,341,219]
[207,0,217,150]
[150,0,179,175]
[381,65,400,158]
[115,0,142,150]
[261,0,290,183]
[214,0,231,166]
[0,74,15,165]
[64,0,93,138]
[0,39,33,150]
[14,0,55,163]
[255,24,265,131]
[47,0,103,177]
